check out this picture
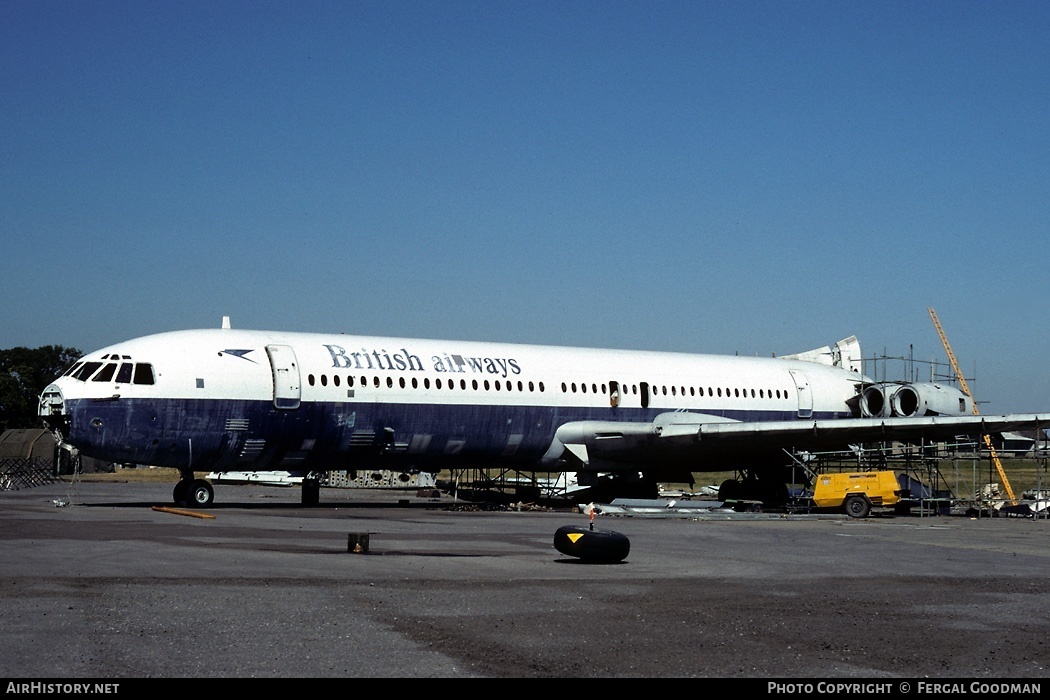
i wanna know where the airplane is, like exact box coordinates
[37,317,1048,508]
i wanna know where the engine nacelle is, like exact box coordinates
[861,382,972,418]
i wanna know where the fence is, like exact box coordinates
[0,457,58,491]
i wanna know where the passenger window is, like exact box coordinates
[133,364,155,385]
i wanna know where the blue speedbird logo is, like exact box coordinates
[221,349,257,363]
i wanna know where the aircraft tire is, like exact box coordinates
[845,495,870,519]
[188,479,214,507]
[718,479,741,502]
[173,480,191,506]
[302,479,320,506]
[554,525,630,564]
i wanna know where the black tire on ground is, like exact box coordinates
[845,495,870,519]
[554,525,630,563]
[302,479,320,506]
[173,480,192,506]
[718,479,741,502]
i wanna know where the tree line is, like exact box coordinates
[0,346,82,431]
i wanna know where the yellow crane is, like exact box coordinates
[927,308,1016,504]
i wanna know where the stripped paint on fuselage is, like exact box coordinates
[39,328,854,475]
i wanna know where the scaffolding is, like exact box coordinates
[779,435,1050,519]
[444,464,585,507]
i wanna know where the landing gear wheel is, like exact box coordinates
[302,478,320,506]
[845,495,870,519]
[718,479,741,503]
[188,479,214,507]
[173,480,191,506]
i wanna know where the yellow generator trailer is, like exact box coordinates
[811,471,905,518]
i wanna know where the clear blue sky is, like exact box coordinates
[2,1,1047,413]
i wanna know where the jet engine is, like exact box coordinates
[860,382,971,418]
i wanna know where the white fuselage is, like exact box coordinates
[39,328,866,476]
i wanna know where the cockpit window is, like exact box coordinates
[62,362,83,377]
[133,363,155,385]
[72,362,102,381]
[92,363,118,382]
[115,363,134,383]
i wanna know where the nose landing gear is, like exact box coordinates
[173,475,214,507]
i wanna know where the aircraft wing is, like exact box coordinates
[544,412,1050,470]
[668,412,1050,449]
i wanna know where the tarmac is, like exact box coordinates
[2,479,1050,679]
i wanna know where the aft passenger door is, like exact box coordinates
[266,344,301,410]
[789,369,812,419]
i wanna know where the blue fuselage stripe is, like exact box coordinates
[65,397,831,471]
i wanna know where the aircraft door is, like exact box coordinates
[266,344,301,410]
[789,369,812,418]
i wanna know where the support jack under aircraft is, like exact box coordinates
[38,319,1048,508]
